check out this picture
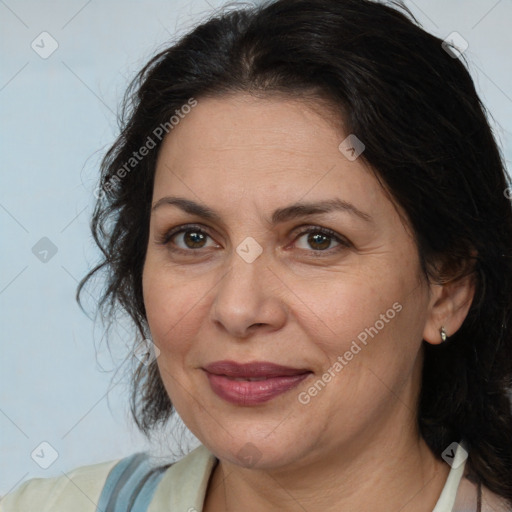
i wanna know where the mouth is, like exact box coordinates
[202,360,313,405]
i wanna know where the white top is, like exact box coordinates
[1,442,510,511]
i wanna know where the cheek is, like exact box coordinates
[295,261,427,377]
[293,270,400,341]
[142,254,220,362]
[141,261,203,405]
[143,258,191,349]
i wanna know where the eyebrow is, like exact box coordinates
[151,196,372,225]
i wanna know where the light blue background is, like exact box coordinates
[1,0,511,496]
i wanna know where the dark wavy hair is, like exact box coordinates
[78,0,512,503]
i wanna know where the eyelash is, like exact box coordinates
[157,223,351,257]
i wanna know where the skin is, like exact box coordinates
[142,93,475,511]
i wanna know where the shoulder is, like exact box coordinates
[149,444,218,510]
[0,445,218,512]
[455,473,512,512]
[481,485,512,512]
[0,457,120,512]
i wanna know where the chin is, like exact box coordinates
[198,426,317,470]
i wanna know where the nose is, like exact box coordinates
[209,248,288,340]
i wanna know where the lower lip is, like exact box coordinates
[205,372,311,405]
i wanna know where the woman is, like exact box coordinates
[2,0,511,510]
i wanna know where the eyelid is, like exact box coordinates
[290,225,352,256]
[157,223,215,245]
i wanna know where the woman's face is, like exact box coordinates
[142,93,435,470]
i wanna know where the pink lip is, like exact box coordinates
[202,360,312,405]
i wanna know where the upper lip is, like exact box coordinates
[203,360,311,378]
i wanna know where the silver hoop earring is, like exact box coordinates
[440,326,447,343]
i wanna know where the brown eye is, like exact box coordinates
[180,230,208,249]
[305,232,333,250]
[159,224,219,254]
[294,227,349,253]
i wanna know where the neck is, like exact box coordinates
[203,412,450,512]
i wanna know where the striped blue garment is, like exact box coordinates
[96,453,172,512]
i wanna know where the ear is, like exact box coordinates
[423,271,476,345]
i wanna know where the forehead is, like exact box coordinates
[154,94,373,193]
